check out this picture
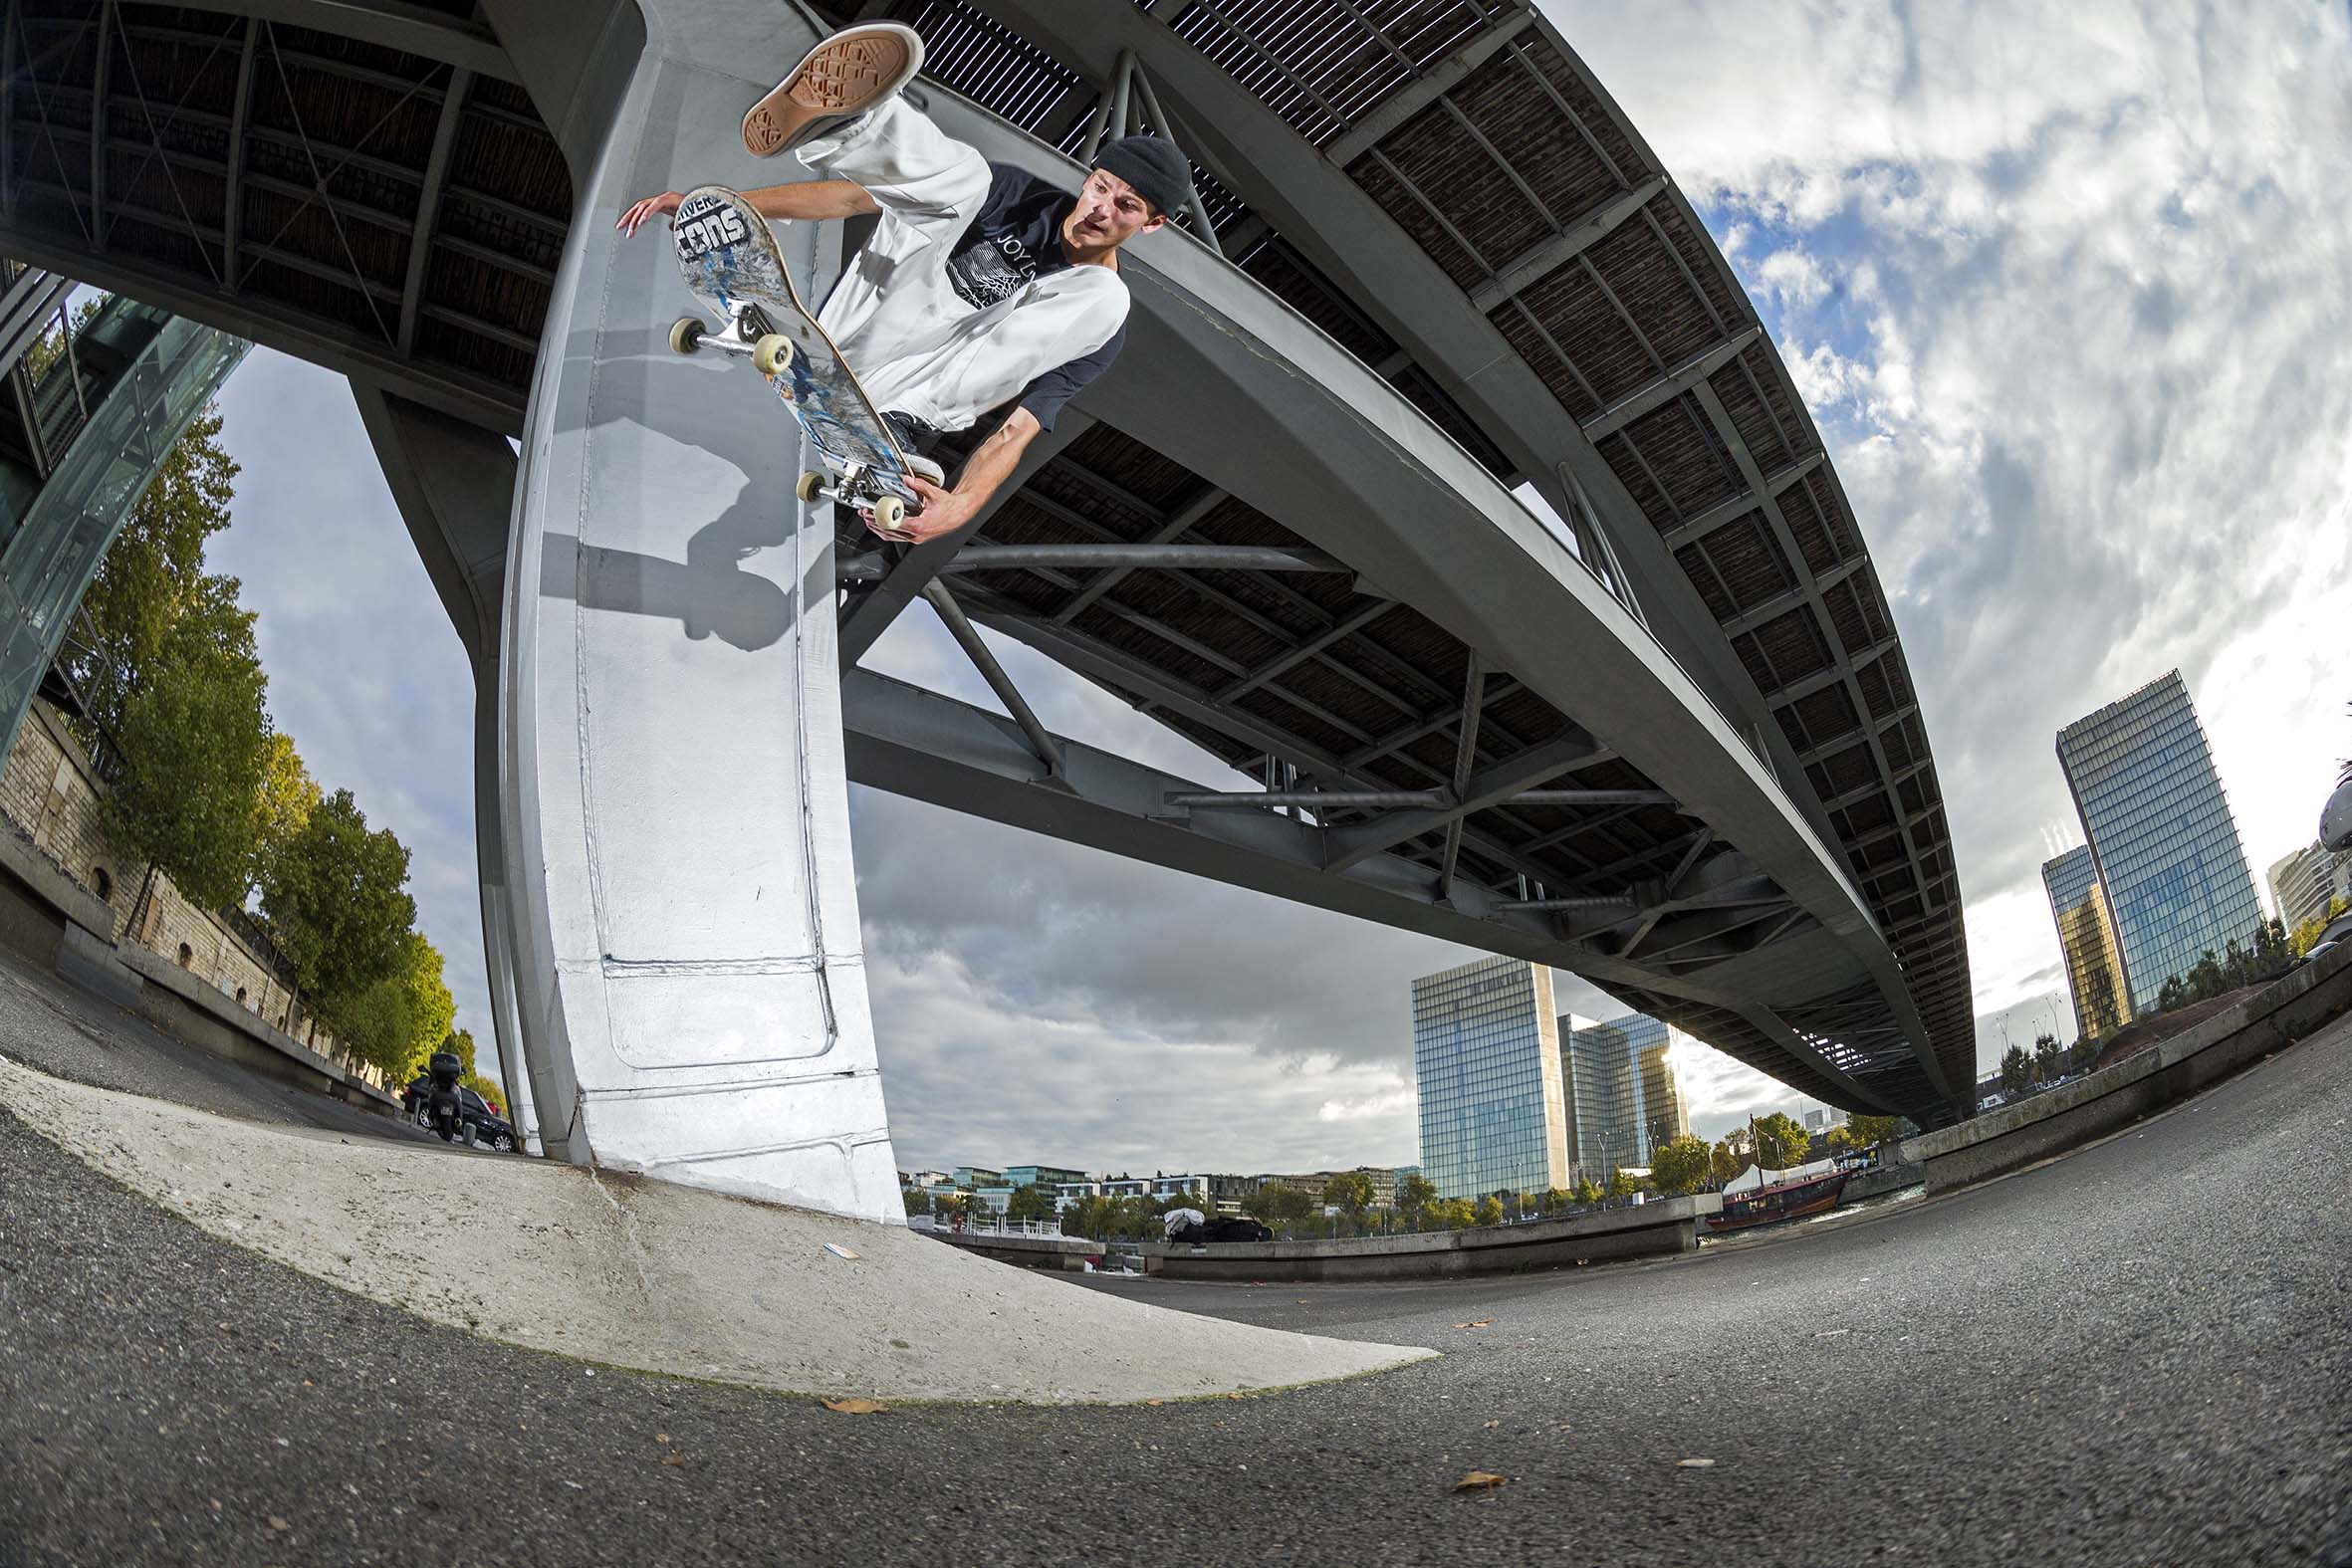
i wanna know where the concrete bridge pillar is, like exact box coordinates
[467,0,897,1217]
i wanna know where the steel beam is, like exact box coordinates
[1469,174,1668,314]
[396,64,468,355]
[946,542,1348,575]
[163,0,519,83]
[1320,10,1534,165]
[1578,325,1761,441]
[1322,732,1606,874]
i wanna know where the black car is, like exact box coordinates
[400,1078,518,1152]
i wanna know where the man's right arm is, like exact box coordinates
[617,179,879,237]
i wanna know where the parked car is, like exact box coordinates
[400,1078,518,1151]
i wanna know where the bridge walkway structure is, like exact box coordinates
[0,0,1976,1220]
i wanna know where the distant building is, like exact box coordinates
[2268,842,2352,930]
[1004,1164,1087,1191]
[2056,671,2263,1012]
[1801,1106,1848,1135]
[952,1166,1005,1189]
[1412,955,1571,1200]
[907,1169,953,1189]
[1561,1012,1690,1176]
[2042,844,2131,1039]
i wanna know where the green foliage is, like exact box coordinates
[1998,1043,2034,1097]
[903,1188,934,1217]
[257,787,415,1007]
[1651,1135,1711,1195]
[1845,1113,1903,1148]
[100,577,272,914]
[1322,1170,1375,1214]
[1708,1141,1743,1186]
[1005,1183,1056,1224]
[1752,1112,1810,1172]
[1394,1173,1438,1226]
[1472,1195,1504,1228]
[1573,1176,1603,1206]
[253,733,320,870]
[61,406,242,742]
[2032,1031,2063,1083]
[332,932,454,1084]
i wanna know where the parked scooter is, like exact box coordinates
[424,1049,470,1145]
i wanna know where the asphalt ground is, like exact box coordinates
[3,952,2350,1565]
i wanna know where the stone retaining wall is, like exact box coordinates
[1900,942,2352,1194]
[1142,1195,1714,1282]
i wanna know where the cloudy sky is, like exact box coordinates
[195,0,2351,1175]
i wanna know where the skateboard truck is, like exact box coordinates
[670,310,909,530]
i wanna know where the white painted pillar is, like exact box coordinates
[482,0,898,1219]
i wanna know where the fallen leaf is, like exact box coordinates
[821,1397,887,1415]
[1483,1420,1501,1429]
[1228,1393,1243,1401]
[1296,1298,1311,1304]
[655,1433,670,1444]
[1677,1457,1717,1468]
[661,1453,687,1466]
[1454,1471,1508,1493]
[1145,1400,1164,1407]
[267,1517,290,1531]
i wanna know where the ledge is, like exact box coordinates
[1900,942,2352,1194]
[924,1230,1100,1272]
[1141,1196,1716,1282]
[116,944,398,1113]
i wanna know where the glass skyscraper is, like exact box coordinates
[1563,1012,1690,1175]
[2056,671,2263,1014]
[2041,845,2131,1040]
[1411,956,1570,1200]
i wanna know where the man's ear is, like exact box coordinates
[1141,210,1170,233]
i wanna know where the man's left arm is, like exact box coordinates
[883,406,1040,545]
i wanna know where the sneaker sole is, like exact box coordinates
[743,24,922,158]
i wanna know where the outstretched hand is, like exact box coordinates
[616,191,684,237]
[863,475,976,545]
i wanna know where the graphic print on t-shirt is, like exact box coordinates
[947,231,1039,310]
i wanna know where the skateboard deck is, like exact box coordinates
[666,184,923,526]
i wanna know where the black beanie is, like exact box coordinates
[1091,134,1195,218]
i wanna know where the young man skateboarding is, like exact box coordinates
[618,21,1194,547]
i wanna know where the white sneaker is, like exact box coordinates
[742,22,924,159]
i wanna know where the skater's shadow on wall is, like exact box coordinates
[541,475,827,652]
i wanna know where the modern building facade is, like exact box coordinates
[2041,845,2132,1040]
[2267,843,2352,931]
[1004,1164,1087,1191]
[1412,956,1571,1200]
[2056,672,2263,1013]
[1562,1012,1691,1176]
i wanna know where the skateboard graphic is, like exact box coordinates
[665,185,925,531]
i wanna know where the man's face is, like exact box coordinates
[1064,167,1167,253]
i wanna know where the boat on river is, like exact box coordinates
[1704,1167,1850,1233]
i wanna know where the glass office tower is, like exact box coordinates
[1563,1012,1690,1175]
[2056,672,2263,1014]
[1412,956,1570,1200]
[2041,845,2131,1039]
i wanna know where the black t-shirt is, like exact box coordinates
[944,162,1126,433]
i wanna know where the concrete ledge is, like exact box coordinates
[926,1231,1101,1272]
[1143,1195,1717,1282]
[0,825,114,946]
[115,944,398,1115]
[0,1057,1435,1403]
[1900,942,2352,1195]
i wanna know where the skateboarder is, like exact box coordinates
[618,21,1195,546]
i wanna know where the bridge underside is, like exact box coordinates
[0,0,1979,1218]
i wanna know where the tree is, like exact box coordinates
[332,933,456,1084]
[1323,1170,1374,1217]
[1845,1114,1903,1149]
[257,787,416,1014]
[58,404,242,744]
[1650,1136,1709,1195]
[1005,1183,1055,1224]
[1573,1176,1604,1206]
[101,590,273,928]
[1604,1169,1640,1201]
[2032,1031,2062,1084]
[1998,1043,2034,1098]
[1753,1112,1810,1172]
[2186,949,2224,1002]
[1472,1195,1504,1228]
[464,1067,506,1114]
[2157,975,2186,1013]
[1708,1141,1743,1187]
[1395,1173,1438,1228]
[903,1188,934,1217]
[1243,1183,1314,1231]
[252,733,321,873]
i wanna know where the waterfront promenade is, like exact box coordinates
[2,938,2347,1564]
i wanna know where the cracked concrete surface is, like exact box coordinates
[0,1052,1433,1403]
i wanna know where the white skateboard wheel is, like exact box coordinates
[668,317,703,355]
[752,333,793,376]
[795,470,825,504]
[871,495,906,532]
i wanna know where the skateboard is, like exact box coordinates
[664,184,925,531]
